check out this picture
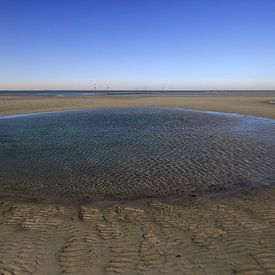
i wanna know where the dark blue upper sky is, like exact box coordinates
[1,0,275,89]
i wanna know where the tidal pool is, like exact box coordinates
[0,108,274,200]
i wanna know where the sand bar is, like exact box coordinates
[1,91,275,119]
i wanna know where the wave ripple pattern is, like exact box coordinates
[0,108,274,200]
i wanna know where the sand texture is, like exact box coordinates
[0,92,275,119]
[0,92,275,274]
[1,187,275,274]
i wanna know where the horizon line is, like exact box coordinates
[1,89,275,92]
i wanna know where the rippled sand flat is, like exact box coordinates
[0,108,274,200]
[1,186,275,274]
[0,92,275,274]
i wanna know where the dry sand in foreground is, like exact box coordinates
[0,91,275,119]
[0,92,274,274]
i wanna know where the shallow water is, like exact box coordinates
[0,90,212,97]
[0,108,274,200]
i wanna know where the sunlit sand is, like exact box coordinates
[1,91,275,119]
[0,91,275,274]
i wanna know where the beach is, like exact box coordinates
[0,91,275,274]
[1,91,275,119]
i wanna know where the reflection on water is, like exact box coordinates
[0,108,274,200]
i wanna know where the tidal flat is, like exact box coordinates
[1,91,275,119]
[0,108,274,201]
[0,92,275,274]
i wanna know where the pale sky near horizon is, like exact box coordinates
[0,0,275,90]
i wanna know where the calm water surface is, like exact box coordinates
[0,108,274,200]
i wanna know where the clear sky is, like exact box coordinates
[0,0,275,90]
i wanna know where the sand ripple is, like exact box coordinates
[1,187,275,274]
[0,108,274,200]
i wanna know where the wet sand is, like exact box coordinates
[0,92,275,274]
[1,187,275,274]
[1,91,275,119]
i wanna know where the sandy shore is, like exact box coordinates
[1,91,275,119]
[0,92,275,274]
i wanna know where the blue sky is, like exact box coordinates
[0,0,275,90]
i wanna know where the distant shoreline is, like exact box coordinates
[1,89,275,97]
